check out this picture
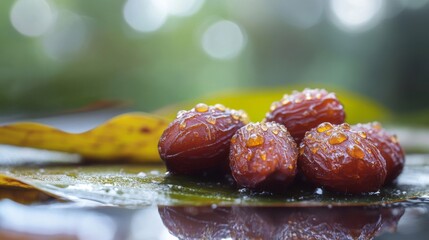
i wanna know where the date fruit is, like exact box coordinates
[158,103,249,174]
[352,122,405,184]
[229,122,298,190]
[265,89,346,143]
[299,122,387,193]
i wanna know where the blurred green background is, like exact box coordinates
[1,0,429,123]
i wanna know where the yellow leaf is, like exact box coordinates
[0,113,168,163]
[154,87,391,124]
[0,174,32,188]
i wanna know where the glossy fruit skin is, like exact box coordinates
[159,206,404,240]
[352,122,405,184]
[229,122,298,190]
[158,103,248,175]
[231,206,403,240]
[265,89,345,143]
[299,122,387,193]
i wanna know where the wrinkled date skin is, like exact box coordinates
[229,122,298,190]
[265,89,346,143]
[299,122,387,193]
[353,122,405,184]
[158,103,248,175]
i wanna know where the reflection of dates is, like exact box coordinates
[158,206,404,240]
[299,122,387,193]
[158,103,248,174]
[229,122,298,190]
[352,122,405,184]
[265,89,345,143]
[158,206,231,239]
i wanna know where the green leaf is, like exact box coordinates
[0,152,427,207]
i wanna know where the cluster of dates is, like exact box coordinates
[158,89,405,193]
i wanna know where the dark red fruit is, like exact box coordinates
[158,103,248,175]
[352,122,405,184]
[265,88,346,143]
[229,122,298,190]
[299,122,387,193]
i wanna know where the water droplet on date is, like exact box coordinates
[195,103,209,112]
[214,103,226,111]
[347,144,365,159]
[259,150,267,161]
[328,132,348,145]
[206,116,216,124]
[341,123,351,130]
[179,120,187,130]
[176,110,186,118]
[272,128,280,135]
[317,122,333,133]
[281,98,290,105]
[246,133,264,147]
[358,131,367,139]
[231,135,237,144]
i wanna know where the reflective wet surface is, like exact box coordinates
[0,199,428,240]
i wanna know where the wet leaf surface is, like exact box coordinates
[0,155,427,207]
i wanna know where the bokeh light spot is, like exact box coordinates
[123,0,168,33]
[330,0,384,32]
[201,20,246,60]
[10,0,55,37]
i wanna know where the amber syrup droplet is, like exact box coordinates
[272,128,280,135]
[246,133,264,147]
[195,103,209,112]
[214,104,226,111]
[317,122,333,133]
[259,150,267,161]
[347,144,365,159]
[328,132,348,145]
[358,131,367,139]
[231,110,240,120]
